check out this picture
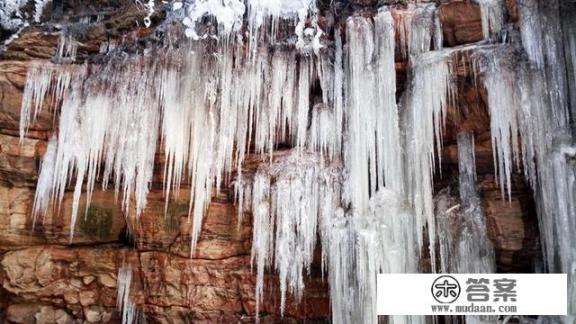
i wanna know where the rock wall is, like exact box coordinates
[0,0,541,323]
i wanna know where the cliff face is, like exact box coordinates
[0,0,541,323]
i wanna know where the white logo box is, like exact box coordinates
[377,274,567,316]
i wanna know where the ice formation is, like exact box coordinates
[345,8,403,211]
[177,0,246,40]
[0,0,49,30]
[18,0,576,322]
[409,4,443,58]
[239,151,342,316]
[117,266,141,324]
[436,132,495,274]
[403,49,454,270]
[474,1,576,317]
[0,0,26,31]
[56,32,78,61]
[20,63,72,141]
[474,47,520,200]
[475,0,504,39]
[33,0,50,22]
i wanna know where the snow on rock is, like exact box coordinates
[0,0,28,32]
[176,0,246,40]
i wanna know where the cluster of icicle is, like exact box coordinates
[471,0,576,319]
[236,4,454,323]
[117,266,145,324]
[19,0,576,323]
[174,0,322,54]
[18,1,460,322]
[19,2,453,322]
[436,131,496,324]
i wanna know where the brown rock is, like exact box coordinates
[439,1,484,46]
[0,185,126,248]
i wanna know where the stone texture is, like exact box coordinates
[439,1,483,46]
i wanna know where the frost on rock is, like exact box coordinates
[239,151,342,317]
[403,49,454,270]
[175,0,319,50]
[0,0,49,34]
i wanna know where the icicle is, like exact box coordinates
[294,57,312,150]
[408,4,440,59]
[474,47,520,200]
[312,30,344,159]
[374,9,404,194]
[346,9,402,210]
[56,32,78,62]
[359,189,421,324]
[117,266,143,324]
[332,30,345,159]
[434,132,497,324]
[518,0,545,67]
[456,131,495,274]
[33,0,50,23]
[308,103,334,157]
[32,136,57,225]
[322,211,357,324]
[475,0,504,39]
[393,4,441,60]
[246,151,342,317]
[19,63,72,142]
[393,5,414,60]
[27,58,161,241]
[404,49,454,270]
[20,65,53,141]
[476,8,575,314]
